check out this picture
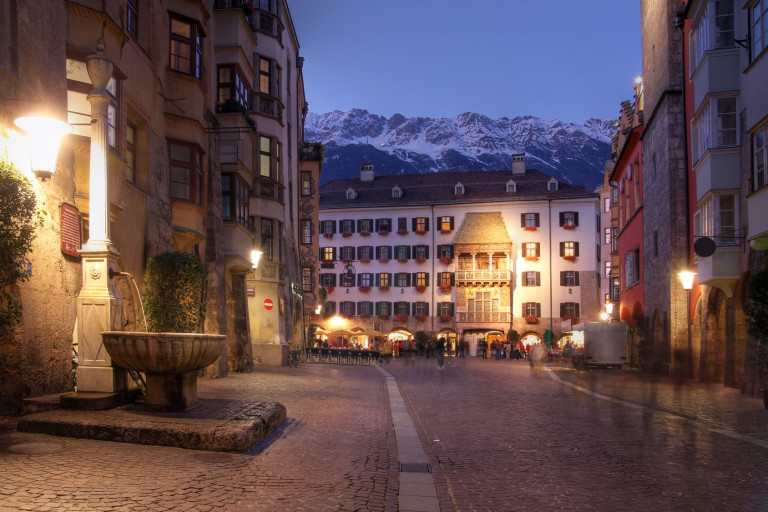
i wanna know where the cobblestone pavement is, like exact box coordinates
[1,357,767,511]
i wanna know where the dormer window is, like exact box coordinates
[346,188,357,200]
[506,179,516,193]
[392,186,402,199]
[455,182,464,196]
[548,178,559,192]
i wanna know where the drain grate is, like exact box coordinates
[400,463,432,473]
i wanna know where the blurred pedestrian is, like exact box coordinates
[436,336,446,370]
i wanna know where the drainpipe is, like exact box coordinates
[549,199,554,339]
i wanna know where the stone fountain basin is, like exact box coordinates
[102,332,226,374]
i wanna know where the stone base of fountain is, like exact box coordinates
[102,331,227,412]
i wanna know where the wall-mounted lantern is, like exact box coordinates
[251,250,263,269]
[14,116,72,181]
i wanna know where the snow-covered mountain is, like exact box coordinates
[304,109,614,191]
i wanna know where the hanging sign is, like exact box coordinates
[264,298,274,310]
[60,203,81,257]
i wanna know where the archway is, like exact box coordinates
[702,288,726,383]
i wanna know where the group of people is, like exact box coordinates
[479,340,530,360]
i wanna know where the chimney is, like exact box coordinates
[360,162,375,182]
[512,154,526,175]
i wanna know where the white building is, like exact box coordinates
[315,156,601,354]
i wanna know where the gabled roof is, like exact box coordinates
[319,168,596,209]
[454,212,511,244]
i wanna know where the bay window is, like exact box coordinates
[170,14,204,79]
[169,140,204,205]
[222,173,249,225]
[751,0,768,57]
[690,0,734,70]
[217,64,249,109]
[700,193,738,246]
[692,96,738,161]
[754,123,767,191]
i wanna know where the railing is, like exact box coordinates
[457,312,511,323]
[299,142,324,161]
[456,270,512,284]
[250,92,283,123]
[255,176,284,202]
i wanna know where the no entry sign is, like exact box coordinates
[264,298,274,310]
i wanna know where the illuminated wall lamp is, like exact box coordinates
[14,116,73,181]
[250,249,263,269]
[606,303,614,315]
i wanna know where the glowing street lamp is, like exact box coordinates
[13,116,72,181]
[678,271,696,379]
[251,250,263,269]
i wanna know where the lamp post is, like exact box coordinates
[679,271,696,379]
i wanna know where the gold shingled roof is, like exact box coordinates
[454,212,511,244]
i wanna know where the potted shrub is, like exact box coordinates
[102,251,226,412]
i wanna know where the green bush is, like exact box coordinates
[143,251,208,333]
[0,158,43,341]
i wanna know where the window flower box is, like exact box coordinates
[359,314,370,319]
[342,259,353,265]
[439,257,452,265]
[526,316,539,325]
[523,226,537,231]
[415,314,427,322]
[358,286,371,293]
[378,258,389,264]
[322,233,333,239]
[440,229,452,234]
[397,258,408,263]
[524,256,539,262]
[415,229,427,235]
[414,285,427,293]
[563,255,578,262]
[377,230,389,236]
[395,314,408,323]
[377,286,390,292]
[359,231,371,237]
[321,261,335,269]
[324,286,334,294]
[310,314,319,321]
[397,229,409,235]
[359,258,370,264]
[563,224,576,230]
[415,258,426,264]
[341,232,353,237]
[379,314,390,320]
[439,315,453,322]
[439,285,452,294]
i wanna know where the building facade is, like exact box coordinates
[315,158,601,354]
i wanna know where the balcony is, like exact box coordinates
[748,186,768,250]
[223,220,256,272]
[697,245,740,297]
[457,312,511,323]
[250,92,283,123]
[455,269,511,286]
[254,176,284,203]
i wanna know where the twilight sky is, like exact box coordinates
[287,0,641,124]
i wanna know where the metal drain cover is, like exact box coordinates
[400,463,432,473]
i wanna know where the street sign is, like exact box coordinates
[264,298,273,310]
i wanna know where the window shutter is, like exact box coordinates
[425,303,429,315]
[560,242,565,257]
[449,303,455,315]
[535,213,540,227]
[575,242,580,257]
[425,218,429,231]
[319,247,324,259]
[575,272,580,286]
[536,303,541,317]
[398,217,407,231]
[425,273,430,286]
[536,272,541,286]
[450,245,455,258]
[411,272,417,285]
[331,221,336,234]
[559,212,565,226]
[449,217,454,229]
[411,218,417,231]
[521,214,526,227]
[522,303,527,316]
[576,303,581,317]
[560,272,565,286]
[536,243,540,257]
[574,212,579,226]
[560,303,565,317]
[424,246,429,258]
[450,273,455,286]
[522,274,528,287]
[406,246,411,259]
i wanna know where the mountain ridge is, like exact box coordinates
[305,109,613,191]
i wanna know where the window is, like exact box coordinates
[258,56,272,95]
[260,136,277,179]
[611,228,619,252]
[414,272,429,287]
[560,211,578,227]
[523,242,540,259]
[217,64,249,109]
[395,273,410,287]
[604,197,610,213]
[522,302,541,318]
[604,227,612,245]
[376,301,392,316]
[319,273,336,288]
[413,217,429,233]
[395,245,410,260]
[170,14,203,79]
[611,277,620,302]
[323,302,336,317]
[522,271,540,286]
[340,301,355,318]
[301,171,311,196]
[506,180,516,193]
[358,246,373,261]
[690,0,735,70]
[222,173,249,225]
[754,123,767,191]
[624,248,640,288]
[438,272,454,287]
[377,246,392,260]
[693,96,738,161]
[346,189,356,200]
[67,56,120,149]
[126,0,138,39]
[301,220,311,244]
[438,302,455,317]
[261,218,274,261]
[357,219,373,233]
[377,273,391,287]
[753,0,768,57]
[560,302,580,319]
[560,241,579,258]
[398,217,408,232]
[320,220,336,235]
[358,273,373,287]
[169,140,204,205]
[548,179,558,191]
[392,187,402,199]
[376,218,391,232]
[340,246,355,261]
[470,292,498,313]
[455,183,464,196]
[358,301,373,317]
[604,261,611,278]
[302,267,312,292]
[438,216,454,232]
[413,245,429,260]
[340,219,354,234]
[521,213,539,229]
[125,121,136,182]
[321,247,335,263]
[394,302,410,316]
[438,245,454,260]
[560,271,580,287]
[413,302,429,316]
[340,271,354,288]
[700,193,738,246]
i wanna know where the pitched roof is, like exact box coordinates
[454,212,511,244]
[319,168,596,209]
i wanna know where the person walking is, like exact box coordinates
[436,336,446,370]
